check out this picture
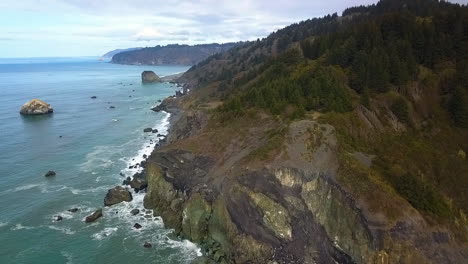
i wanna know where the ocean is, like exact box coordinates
[0,57,200,263]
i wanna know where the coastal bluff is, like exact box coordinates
[20,99,53,115]
[141,71,161,83]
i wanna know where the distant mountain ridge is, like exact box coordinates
[100,48,141,60]
[111,43,239,65]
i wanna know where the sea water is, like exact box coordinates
[0,57,199,263]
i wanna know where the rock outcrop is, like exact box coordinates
[44,171,56,177]
[142,101,467,264]
[20,99,53,115]
[141,71,161,83]
[104,186,133,206]
[85,208,103,223]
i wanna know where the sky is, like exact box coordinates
[0,0,466,58]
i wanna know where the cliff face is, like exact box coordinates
[142,0,468,262]
[143,99,466,263]
[111,43,238,65]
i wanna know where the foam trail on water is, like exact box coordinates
[92,227,118,240]
[48,225,76,235]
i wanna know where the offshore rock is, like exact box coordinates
[141,71,161,83]
[104,186,133,206]
[20,99,53,115]
[85,208,102,223]
[44,171,56,177]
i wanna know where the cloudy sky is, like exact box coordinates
[0,0,466,58]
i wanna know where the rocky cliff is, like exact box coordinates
[144,102,467,264]
[142,97,466,263]
[142,0,468,262]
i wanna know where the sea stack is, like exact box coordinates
[20,99,53,115]
[141,71,161,83]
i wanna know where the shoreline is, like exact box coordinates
[97,77,192,250]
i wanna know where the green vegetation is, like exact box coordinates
[219,53,353,118]
[185,0,468,222]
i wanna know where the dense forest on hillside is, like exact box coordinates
[216,0,468,126]
[179,0,468,222]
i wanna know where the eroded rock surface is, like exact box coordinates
[141,71,161,83]
[104,186,133,206]
[20,99,53,115]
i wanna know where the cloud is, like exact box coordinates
[133,27,163,41]
[2,0,465,57]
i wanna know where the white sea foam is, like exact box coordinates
[120,112,170,178]
[11,224,34,230]
[48,225,76,235]
[92,227,118,240]
[0,183,45,196]
[61,251,74,264]
[0,222,8,228]
[79,145,118,172]
[66,185,111,195]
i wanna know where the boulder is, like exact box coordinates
[85,208,103,223]
[141,71,161,83]
[129,177,147,191]
[130,209,140,216]
[68,208,79,213]
[44,171,56,177]
[104,186,133,206]
[123,177,132,185]
[54,215,63,222]
[143,128,152,133]
[20,99,53,115]
[133,223,142,229]
[152,129,158,133]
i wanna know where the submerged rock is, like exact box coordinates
[104,186,133,206]
[130,209,140,216]
[91,96,97,99]
[152,129,158,133]
[85,208,102,223]
[143,128,152,133]
[54,215,63,222]
[141,71,161,83]
[44,171,56,177]
[20,99,53,115]
[68,208,79,213]
[143,242,152,248]
[133,223,142,229]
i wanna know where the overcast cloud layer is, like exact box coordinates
[0,0,466,57]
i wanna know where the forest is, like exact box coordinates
[216,0,467,127]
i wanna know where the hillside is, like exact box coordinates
[144,0,468,263]
[111,43,238,65]
[100,47,141,60]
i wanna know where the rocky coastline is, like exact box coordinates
[136,87,467,264]
[94,75,466,263]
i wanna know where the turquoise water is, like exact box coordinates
[0,58,199,263]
